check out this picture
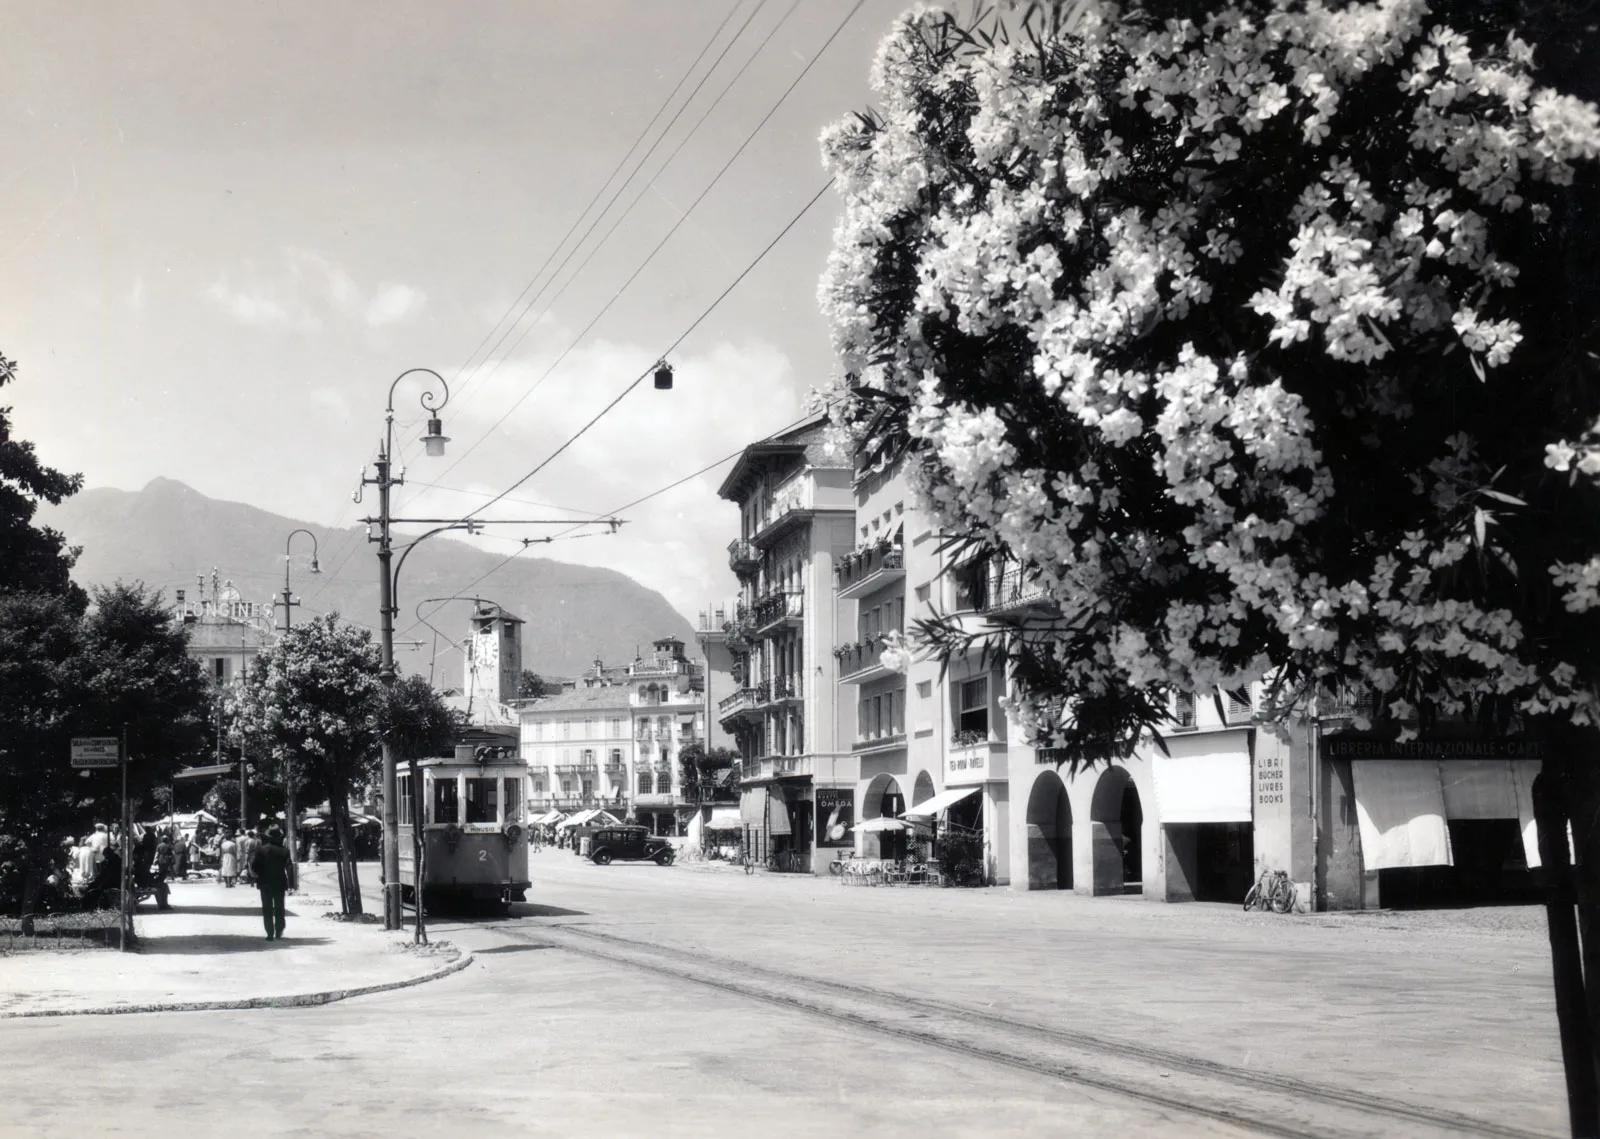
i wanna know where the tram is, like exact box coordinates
[398,745,529,913]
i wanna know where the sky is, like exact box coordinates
[0,0,910,625]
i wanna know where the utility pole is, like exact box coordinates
[280,528,319,889]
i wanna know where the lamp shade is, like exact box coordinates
[653,361,674,390]
[423,416,450,457]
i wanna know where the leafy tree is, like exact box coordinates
[240,615,383,915]
[821,1,1600,1125]
[517,670,547,699]
[379,673,462,942]
[202,777,242,831]
[0,583,210,910]
[0,352,85,605]
[679,741,740,801]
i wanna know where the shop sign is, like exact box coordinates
[815,788,853,847]
[1324,737,1544,761]
[71,737,121,769]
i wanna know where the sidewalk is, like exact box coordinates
[0,865,469,1017]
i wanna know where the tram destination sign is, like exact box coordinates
[70,737,122,769]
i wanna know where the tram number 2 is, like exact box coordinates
[477,849,488,862]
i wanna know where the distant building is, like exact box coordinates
[518,637,713,835]
[173,569,274,687]
[461,602,523,726]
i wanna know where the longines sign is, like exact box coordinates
[1323,737,1544,761]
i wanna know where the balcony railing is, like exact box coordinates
[756,676,802,705]
[982,563,1054,615]
[752,589,803,634]
[752,474,814,546]
[852,731,907,754]
[834,638,899,683]
[721,602,755,649]
[727,539,761,577]
[718,686,760,720]
[836,544,905,599]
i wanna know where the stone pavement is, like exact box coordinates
[0,865,467,1017]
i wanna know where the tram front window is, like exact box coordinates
[465,777,499,824]
[431,778,459,825]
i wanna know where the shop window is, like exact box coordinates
[639,772,654,795]
[958,677,990,737]
[465,777,499,824]
[430,778,459,825]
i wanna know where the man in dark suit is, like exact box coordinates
[249,826,292,941]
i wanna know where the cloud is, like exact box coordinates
[203,248,425,334]
[366,283,426,326]
[126,276,145,313]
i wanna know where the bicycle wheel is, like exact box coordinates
[829,858,844,876]
[1242,884,1261,912]
[1270,878,1296,914]
[743,856,755,876]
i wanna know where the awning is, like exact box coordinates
[558,809,598,829]
[704,809,744,831]
[1440,760,1519,820]
[1152,738,1252,823]
[173,763,237,780]
[1351,760,1452,869]
[855,816,908,833]
[740,789,765,826]
[903,786,979,819]
[533,809,566,825]
[767,792,791,837]
[1511,761,1574,868]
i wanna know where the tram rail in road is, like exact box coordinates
[485,919,1554,1139]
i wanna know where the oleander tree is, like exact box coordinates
[377,673,460,941]
[819,1,1600,1127]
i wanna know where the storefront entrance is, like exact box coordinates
[1026,772,1072,890]
[1164,822,1253,902]
[1091,766,1142,895]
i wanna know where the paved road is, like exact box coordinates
[0,849,1562,1137]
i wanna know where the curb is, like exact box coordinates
[0,949,474,1020]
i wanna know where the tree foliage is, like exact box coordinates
[820,0,1600,762]
[237,614,383,914]
[0,352,85,605]
[0,583,211,884]
[380,673,462,761]
[517,670,548,699]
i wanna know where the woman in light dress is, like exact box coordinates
[219,831,239,888]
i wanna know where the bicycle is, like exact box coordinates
[739,850,756,876]
[1243,868,1297,914]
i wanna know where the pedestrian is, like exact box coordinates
[238,830,257,886]
[72,836,97,890]
[219,831,239,888]
[86,823,110,868]
[250,826,291,941]
[173,831,189,880]
[154,833,174,882]
[310,839,321,866]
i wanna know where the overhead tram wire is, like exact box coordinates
[400,406,823,649]
[418,0,800,478]
[458,175,835,529]
[395,0,763,463]
[431,0,863,480]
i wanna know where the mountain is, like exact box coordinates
[35,478,698,679]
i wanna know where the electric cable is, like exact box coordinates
[430,0,860,480]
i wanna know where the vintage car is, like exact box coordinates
[588,826,675,867]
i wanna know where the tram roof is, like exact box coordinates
[408,752,526,771]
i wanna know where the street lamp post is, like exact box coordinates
[364,369,452,930]
[279,528,321,889]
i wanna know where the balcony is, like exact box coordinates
[750,474,814,548]
[634,792,679,808]
[717,685,761,725]
[741,753,814,782]
[982,563,1055,616]
[721,603,755,650]
[835,639,899,684]
[752,590,803,636]
[553,762,598,775]
[836,544,905,600]
[1319,683,1375,723]
[756,676,802,706]
[852,731,907,755]
[727,539,761,578]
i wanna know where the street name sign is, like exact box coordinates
[71,737,121,769]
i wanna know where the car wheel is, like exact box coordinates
[655,850,675,866]
[592,850,613,866]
